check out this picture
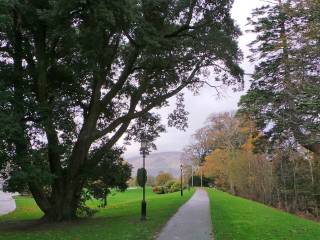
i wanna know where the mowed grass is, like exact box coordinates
[0,188,195,240]
[208,189,320,240]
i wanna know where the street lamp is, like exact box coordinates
[180,164,183,196]
[191,165,194,188]
[140,139,148,221]
[199,162,204,188]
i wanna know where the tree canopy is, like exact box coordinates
[239,0,320,154]
[0,0,243,221]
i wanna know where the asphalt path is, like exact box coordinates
[0,191,16,216]
[157,188,213,240]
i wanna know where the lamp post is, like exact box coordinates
[191,166,194,187]
[140,140,147,221]
[199,162,204,188]
[180,164,183,196]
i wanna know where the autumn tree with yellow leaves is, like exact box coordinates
[184,112,320,218]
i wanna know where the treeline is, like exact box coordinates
[183,112,320,219]
[128,171,174,187]
[182,0,320,220]
[128,171,185,194]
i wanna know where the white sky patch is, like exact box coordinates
[123,0,266,158]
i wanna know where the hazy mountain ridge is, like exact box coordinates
[126,151,183,177]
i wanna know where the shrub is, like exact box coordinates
[152,186,168,194]
[165,180,176,190]
[152,181,182,194]
[156,172,174,186]
[170,182,181,193]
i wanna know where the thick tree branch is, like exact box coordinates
[164,0,197,38]
[93,95,140,140]
[93,60,203,142]
[33,25,62,177]
[89,61,203,167]
[101,47,141,106]
[28,183,52,213]
[67,33,122,180]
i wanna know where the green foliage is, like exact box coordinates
[0,0,242,220]
[166,180,181,193]
[76,190,97,217]
[208,189,320,240]
[164,180,176,189]
[85,149,132,209]
[152,180,182,194]
[152,186,168,194]
[239,0,320,152]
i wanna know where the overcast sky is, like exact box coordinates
[124,0,265,158]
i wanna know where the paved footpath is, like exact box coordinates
[157,188,213,240]
[0,191,16,216]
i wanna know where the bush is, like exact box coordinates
[152,186,168,194]
[156,172,174,186]
[153,181,182,194]
[165,180,176,190]
[170,182,181,193]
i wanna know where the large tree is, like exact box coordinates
[0,0,243,221]
[183,112,246,166]
[239,0,320,154]
[238,0,320,212]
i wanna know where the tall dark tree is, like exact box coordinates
[0,0,243,221]
[239,0,320,154]
[239,0,320,212]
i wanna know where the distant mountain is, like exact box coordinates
[126,151,183,177]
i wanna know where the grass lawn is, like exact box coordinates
[207,189,320,240]
[0,188,195,240]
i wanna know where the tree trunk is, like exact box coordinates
[28,174,85,222]
[292,156,298,212]
[42,202,77,222]
[42,186,81,222]
[313,153,320,217]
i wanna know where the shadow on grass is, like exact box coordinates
[0,215,126,233]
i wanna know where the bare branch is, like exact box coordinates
[199,80,224,98]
